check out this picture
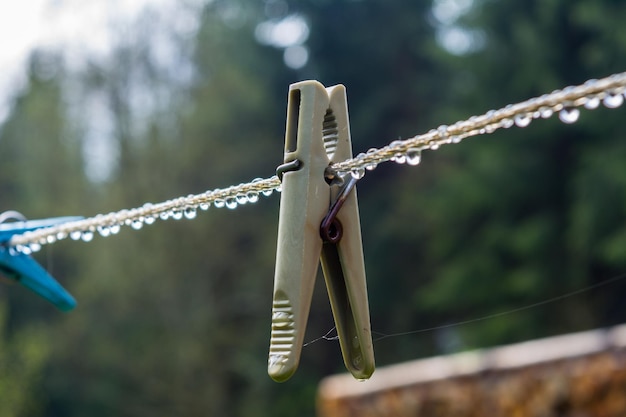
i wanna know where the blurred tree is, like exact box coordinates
[2,0,626,416]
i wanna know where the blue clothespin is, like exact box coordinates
[0,214,82,311]
[269,81,374,382]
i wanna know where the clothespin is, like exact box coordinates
[0,213,81,311]
[269,80,374,382]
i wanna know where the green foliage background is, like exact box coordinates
[1,0,626,415]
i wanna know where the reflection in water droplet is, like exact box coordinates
[225,198,238,209]
[214,199,226,208]
[539,107,553,118]
[351,168,365,180]
[603,93,624,109]
[261,189,273,197]
[584,96,600,110]
[559,107,580,124]
[406,149,422,166]
[171,210,184,220]
[97,226,111,237]
[184,207,197,219]
[393,154,407,164]
[247,192,259,203]
[236,195,248,205]
[514,114,531,127]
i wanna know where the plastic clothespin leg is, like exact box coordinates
[269,80,374,382]
[0,216,82,311]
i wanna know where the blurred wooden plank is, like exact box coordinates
[317,324,626,417]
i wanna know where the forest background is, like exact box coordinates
[1,0,626,416]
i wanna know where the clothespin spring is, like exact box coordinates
[320,175,359,244]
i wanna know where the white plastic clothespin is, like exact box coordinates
[269,80,374,382]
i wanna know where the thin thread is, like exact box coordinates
[303,272,626,347]
[303,327,339,347]
[8,71,626,249]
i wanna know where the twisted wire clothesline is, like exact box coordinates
[8,71,626,252]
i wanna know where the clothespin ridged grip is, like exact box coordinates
[269,81,374,382]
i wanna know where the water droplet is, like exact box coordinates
[214,199,225,208]
[131,219,144,230]
[276,183,283,193]
[184,207,197,219]
[393,154,407,164]
[70,231,82,240]
[429,142,440,150]
[261,189,273,197]
[350,168,365,179]
[559,107,580,124]
[225,198,238,209]
[485,124,497,133]
[144,215,156,225]
[236,195,248,205]
[584,96,600,109]
[171,210,184,220]
[199,202,210,210]
[110,224,121,235]
[406,148,422,165]
[247,192,259,203]
[46,235,56,244]
[603,92,624,109]
[30,243,42,253]
[97,225,111,237]
[539,106,553,118]
[56,231,68,240]
[514,113,531,127]
[365,162,377,171]
[159,211,170,220]
[81,231,94,242]
[501,118,514,128]
[20,246,32,255]
[357,378,368,382]
[437,124,449,138]
[451,135,462,143]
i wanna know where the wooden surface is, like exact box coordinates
[317,325,626,417]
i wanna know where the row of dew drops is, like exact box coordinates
[347,83,626,180]
[12,78,626,254]
[12,179,282,255]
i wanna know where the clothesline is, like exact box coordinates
[8,71,626,252]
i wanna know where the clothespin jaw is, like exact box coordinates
[0,216,81,311]
[269,81,374,382]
